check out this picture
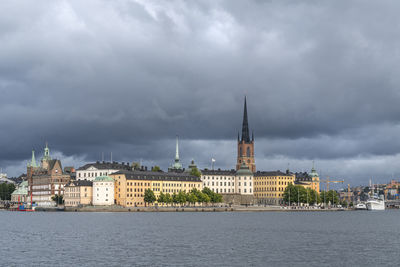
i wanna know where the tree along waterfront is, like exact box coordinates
[0,183,15,200]
[144,187,222,207]
[283,183,341,206]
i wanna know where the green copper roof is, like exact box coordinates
[28,150,37,168]
[94,175,114,182]
[310,161,319,178]
[170,136,183,170]
[42,143,51,161]
[236,162,253,176]
[11,181,28,195]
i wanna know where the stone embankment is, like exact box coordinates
[61,205,347,212]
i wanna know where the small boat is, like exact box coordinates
[355,203,367,210]
[366,195,385,211]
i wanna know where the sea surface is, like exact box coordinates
[1,210,399,266]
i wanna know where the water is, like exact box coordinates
[1,211,399,266]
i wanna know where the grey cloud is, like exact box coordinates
[1,0,400,185]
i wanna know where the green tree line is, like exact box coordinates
[0,183,16,200]
[283,183,341,205]
[144,187,222,206]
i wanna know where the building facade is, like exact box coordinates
[236,97,256,172]
[294,164,320,192]
[200,164,254,195]
[11,180,28,203]
[200,169,236,194]
[27,145,71,207]
[76,161,131,181]
[64,180,93,207]
[93,176,114,206]
[111,170,202,207]
[254,171,296,205]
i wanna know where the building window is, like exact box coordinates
[247,147,250,157]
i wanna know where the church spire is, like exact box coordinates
[175,135,180,161]
[169,135,183,171]
[241,96,250,143]
[42,142,51,161]
[29,149,37,168]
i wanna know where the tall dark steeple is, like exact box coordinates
[236,96,255,172]
[241,96,250,143]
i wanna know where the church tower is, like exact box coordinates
[236,97,256,172]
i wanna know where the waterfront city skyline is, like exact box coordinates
[2,1,400,186]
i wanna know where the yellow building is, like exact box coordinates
[110,170,203,207]
[294,165,320,192]
[254,171,296,205]
[64,180,93,207]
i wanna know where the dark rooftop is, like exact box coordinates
[201,169,236,175]
[65,180,93,187]
[77,161,132,171]
[112,170,201,182]
[254,171,294,177]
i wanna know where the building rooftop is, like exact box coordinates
[254,170,294,177]
[94,176,114,182]
[77,161,132,171]
[11,181,28,195]
[236,163,253,176]
[295,172,313,181]
[201,169,236,175]
[113,170,201,182]
[65,180,93,187]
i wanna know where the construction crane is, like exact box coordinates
[348,184,351,204]
[320,177,344,191]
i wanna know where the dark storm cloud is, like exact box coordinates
[1,0,400,184]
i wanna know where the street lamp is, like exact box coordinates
[297,187,300,208]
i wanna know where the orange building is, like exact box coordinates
[110,170,202,207]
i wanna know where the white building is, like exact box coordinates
[200,163,253,195]
[93,176,114,206]
[201,169,236,194]
[235,163,253,195]
[76,161,131,181]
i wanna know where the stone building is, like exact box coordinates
[254,170,296,205]
[27,144,71,207]
[201,169,236,194]
[200,164,254,205]
[110,170,202,207]
[294,164,320,192]
[76,161,131,181]
[11,180,28,203]
[64,180,93,207]
[93,176,114,206]
[236,97,256,172]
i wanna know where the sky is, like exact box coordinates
[1,0,400,187]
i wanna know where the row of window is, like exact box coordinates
[96,188,109,191]
[255,181,292,186]
[126,194,144,198]
[78,172,109,178]
[255,193,283,198]
[254,177,293,180]
[213,188,252,193]
[203,176,234,180]
[255,187,286,192]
